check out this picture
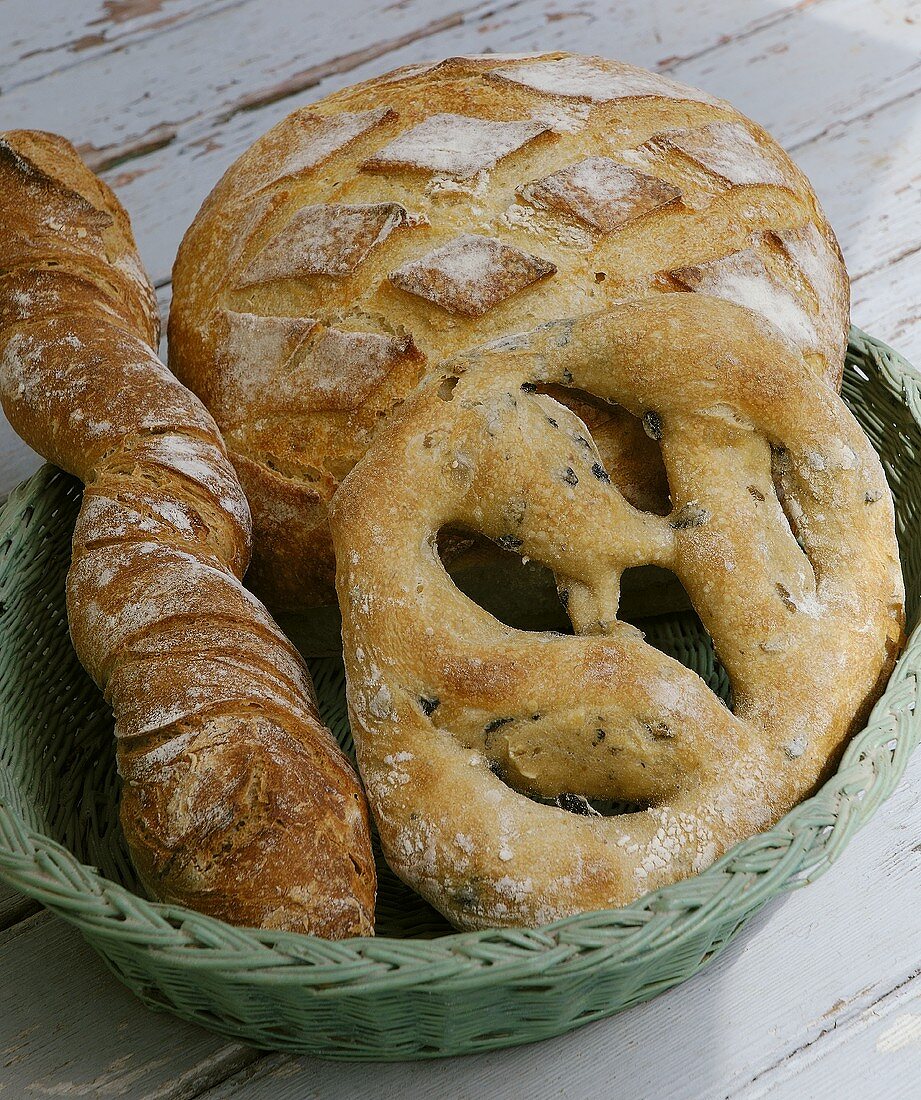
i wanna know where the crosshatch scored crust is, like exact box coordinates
[169,51,850,613]
[329,304,904,930]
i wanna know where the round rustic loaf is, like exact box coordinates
[169,52,848,616]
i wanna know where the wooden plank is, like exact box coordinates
[189,747,921,1099]
[0,911,261,1098]
[738,971,921,1098]
[0,1,230,89]
[0,0,508,165]
[851,249,921,367]
[0,432,42,500]
[673,0,921,150]
[0,883,39,931]
[0,0,810,101]
[794,86,921,286]
[3,0,863,179]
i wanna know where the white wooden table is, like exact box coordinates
[2,2,921,1096]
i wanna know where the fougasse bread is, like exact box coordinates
[329,304,903,930]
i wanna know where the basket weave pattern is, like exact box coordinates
[0,328,919,1059]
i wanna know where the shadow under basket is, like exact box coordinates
[1,327,920,1060]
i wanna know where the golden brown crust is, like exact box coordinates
[170,52,850,612]
[329,300,902,931]
[0,130,375,937]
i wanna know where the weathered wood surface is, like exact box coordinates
[0,912,259,1098]
[0,0,920,1095]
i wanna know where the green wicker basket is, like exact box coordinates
[0,327,919,1060]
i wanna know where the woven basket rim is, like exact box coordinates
[1,324,919,992]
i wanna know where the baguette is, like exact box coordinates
[0,130,375,936]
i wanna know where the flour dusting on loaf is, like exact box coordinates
[254,106,394,191]
[519,157,681,232]
[670,248,819,350]
[658,120,788,187]
[390,234,557,317]
[237,201,409,284]
[365,113,550,179]
[488,55,725,106]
